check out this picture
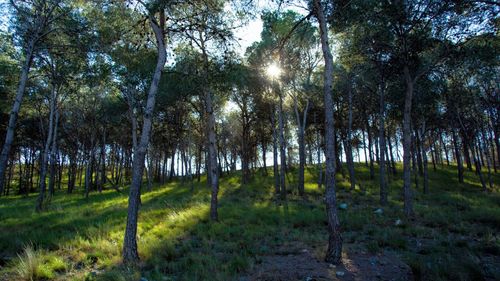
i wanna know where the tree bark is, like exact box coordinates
[48,110,59,197]
[0,39,35,195]
[36,84,57,212]
[346,86,356,192]
[378,81,387,205]
[277,83,287,201]
[452,129,464,183]
[314,0,342,264]
[123,17,166,264]
[402,65,414,217]
[420,124,429,194]
[294,97,309,197]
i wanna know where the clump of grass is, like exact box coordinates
[16,244,40,280]
[15,244,67,280]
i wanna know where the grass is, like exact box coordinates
[0,163,498,281]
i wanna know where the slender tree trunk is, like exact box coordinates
[169,147,176,180]
[123,17,166,264]
[420,125,429,194]
[316,115,323,189]
[48,110,59,198]
[480,129,493,190]
[441,133,450,166]
[452,129,464,183]
[430,140,437,172]
[346,86,356,192]
[462,133,473,171]
[366,121,375,180]
[388,135,397,175]
[197,32,220,221]
[415,128,424,177]
[36,84,57,212]
[277,84,287,201]
[314,0,342,264]
[402,65,414,217]
[362,129,368,167]
[262,141,268,176]
[378,81,387,205]
[68,153,76,193]
[0,40,35,195]
[84,150,93,199]
[472,141,487,191]
[294,97,309,197]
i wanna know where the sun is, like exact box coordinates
[265,63,282,79]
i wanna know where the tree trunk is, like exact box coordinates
[314,0,342,264]
[387,135,397,175]
[462,132,473,171]
[277,84,287,201]
[262,141,268,176]
[36,84,57,212]
[366,120,375,180]
[169,147,176,180]
[402,65,414,217]
[123,17,166,264]
[48,110,59,198]
[294,97,309,197]
[316,115,323,189]
[452,129,464,183]
[420,124,429,194]
[362,129,368,167]
[378,82,387,205]
[346,86,356,192]
[0,39,35,195]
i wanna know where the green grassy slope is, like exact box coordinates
[0,164,498,281]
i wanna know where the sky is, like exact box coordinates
[0,0,9,33]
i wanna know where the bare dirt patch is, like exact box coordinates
[241,244,413,281]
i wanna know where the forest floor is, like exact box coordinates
[0,164,499,281]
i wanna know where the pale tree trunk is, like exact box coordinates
[36,84,57,212]
[362,129,368,167]
[402,65,414,217]
[379,81,388,205]
[271,105,280,196]
[346,86,356,192]
[169,147,176,180]
[472,140,487,191]
[262,141,268,176]
[314,0,342,265]
[0,40,35,195]
[277,83,287,201]
[48,110,59,197]
[84,147,93,199]
[480,129,493,190]
[388,135,397,175]
[123,16,166,264]
[441,133,450,166]
[99,129,107,192]
[419,123,429,194]
[452,129,464,183]
[293,97,309,197]
[205,88,219,220]
[316,114,322,189]
[197,32,220,221]
[366,119,375,180]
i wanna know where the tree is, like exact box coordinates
[122,1,167,264]
[313,0,342,265]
